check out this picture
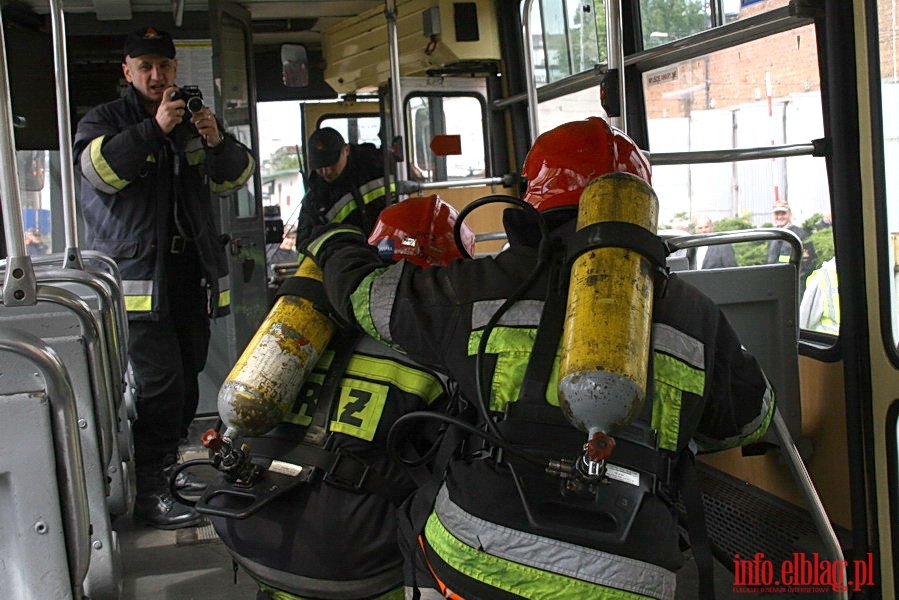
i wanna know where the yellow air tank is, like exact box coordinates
[558,172,659,459]
[218,257,336,438]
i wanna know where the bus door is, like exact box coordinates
[198,0,268,414]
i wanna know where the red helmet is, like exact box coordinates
[521,117,652,212]
[368,195,475,267]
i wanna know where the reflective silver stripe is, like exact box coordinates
[368,261,404,342]
[355,334,405,358]
[696,378,776,450]
[471,299,544,330]
[652,323,704,369]
[358,177,389,196]
[406,586,444,600]
[231,552,402,598]
[121,279,153,297]
[184,137,205,153]
[433,485,677,600]
[325,177,388,222]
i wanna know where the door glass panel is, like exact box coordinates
[405,95,486,183]
[220,12,256,219]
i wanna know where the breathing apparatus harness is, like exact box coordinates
[388,192,716,598]
[174,276,413,520]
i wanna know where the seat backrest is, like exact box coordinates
[676,262,801,443]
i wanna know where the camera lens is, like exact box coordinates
[187,96,204,114]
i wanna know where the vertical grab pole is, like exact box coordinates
[49,0,83,270]
[385,0,407,183]
[605,0,626,132]
[521,0,538,144]
[0,9,37,307]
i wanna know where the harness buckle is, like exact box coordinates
[322,448,371,492]
[170,235,186,254]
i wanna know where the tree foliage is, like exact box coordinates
[640,0,708,45]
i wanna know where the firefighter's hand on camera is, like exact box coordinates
[192,108,223,147]
[156,85,185,133]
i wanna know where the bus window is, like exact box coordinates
[405,94,486,183]
[642,26,834,335]
[878,0,899,347]
[318,115,381,147]
[529,0,604,86]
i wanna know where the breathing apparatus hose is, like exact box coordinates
[452,195,551,440]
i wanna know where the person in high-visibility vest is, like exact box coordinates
[800,256,840,334]
[305,117,776,600]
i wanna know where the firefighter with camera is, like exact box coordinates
[74,26,255,529]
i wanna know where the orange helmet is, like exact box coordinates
[521,117,651,212]
[368,195,475,267]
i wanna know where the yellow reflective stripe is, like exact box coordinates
[467,327,560,412]
[307,226,365,258]
[124,295,152,312]
[344,354,445,404]
[89,136,131,191]
[331,182,394,223]
[423,512,654,600]
[185,148,205,166]
[210,154,255,194]
[651,351,704,451]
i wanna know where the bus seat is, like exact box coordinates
[0,326,91,600]
[0,292,127,598]
[666,239,847,599]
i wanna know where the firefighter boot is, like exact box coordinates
[163,452,209,494]
[134,466,204,530]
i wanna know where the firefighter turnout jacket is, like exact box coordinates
[74,84,255,319]
[307,223,776,600]
[212,334,450,600]
[296,143,394,246]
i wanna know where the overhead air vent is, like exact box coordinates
[252,18,318,35]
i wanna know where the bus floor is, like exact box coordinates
[115,416,259,599]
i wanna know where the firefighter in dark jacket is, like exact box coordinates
[210,196,471,600]
[296,127,394,246]
[73,27,255,529]
[305,118,775,599]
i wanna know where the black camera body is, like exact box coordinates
[170,85,204,118]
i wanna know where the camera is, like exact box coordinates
[170,85,204,117]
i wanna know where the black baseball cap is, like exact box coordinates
[124,27,176,60]
[308,128,346,171]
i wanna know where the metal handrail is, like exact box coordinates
[34,284,117,468]
[0,326,91,598]
[13,252,130,370]
[651,142,820,166]
[0,8,36,307]
[24,268,126,407]
[49,0,82,270]
[664,227,804,267]
[399,176,515,194]
[770,408,848,600]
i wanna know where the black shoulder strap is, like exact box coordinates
[516,251,568,408]
[302,331,359,447]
